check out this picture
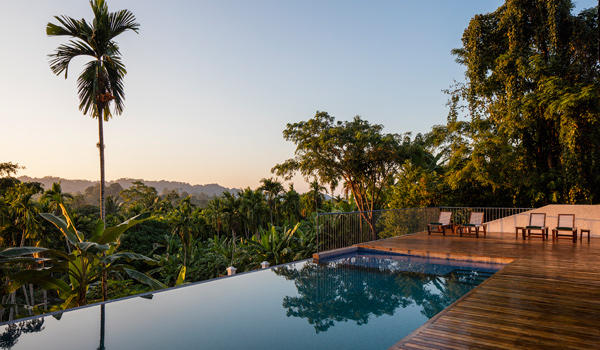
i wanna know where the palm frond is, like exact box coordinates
[47,16,82,37]
[77,61,101,116]
[109,10,140,37]
[104,55,127,114]
[49,40,96,76]
[48,0,138,118]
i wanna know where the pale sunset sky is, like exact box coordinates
[1,0,596,193]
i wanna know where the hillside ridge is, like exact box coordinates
[18,176,240,197]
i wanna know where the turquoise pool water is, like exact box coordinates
[0,250,503,349]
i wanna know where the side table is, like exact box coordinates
[580,229,591,242]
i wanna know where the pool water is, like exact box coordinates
[0,250,503,350]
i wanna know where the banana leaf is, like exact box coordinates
[93,212,151,245]
[123,268,166,290]
[175,266,186,286]
[0,246,48,257]
[40,212,82,244]
[101,252,157,265]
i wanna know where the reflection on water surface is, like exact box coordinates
[0,251,502,350]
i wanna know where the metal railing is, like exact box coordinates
[316,207,534,253]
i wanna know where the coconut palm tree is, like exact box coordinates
[47,0,140,223]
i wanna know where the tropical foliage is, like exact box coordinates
[2,0,599,325]
[432,0,600,206]
[0,166,327,322]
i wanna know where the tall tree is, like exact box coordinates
[239,187,267,238]
[280,184,302,224]
[258,178,284,225]
[205,197,225,238]
[0,162,22,196]
[273,112,417,238]
[47,0,140,222]
[443,0,600,206]
[170,196,199,267]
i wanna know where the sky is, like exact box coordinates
[1,0,597,193]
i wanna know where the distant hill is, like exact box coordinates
[18,176,240,197]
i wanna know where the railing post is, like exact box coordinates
[316,213,320,254]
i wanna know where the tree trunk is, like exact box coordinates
[98,108,108,302]
[29,284,35,311]
[21,285,31,315]
[0,294,7,321]
[8,292,15,321]
[98,111,106,223]
[20,228,26,247]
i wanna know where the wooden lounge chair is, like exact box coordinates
[522,213,548,240]
[459,212,486,238]
[552,214,577,243]
[427,211,453,235]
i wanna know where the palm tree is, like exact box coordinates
[47,0,140,223]
[239,188,267,238]
[221,192,242,239]
[8,184,42,248]
[258,178,284,225]
[41,182,74,253]
[205,197,225,238]
[308,179,325,214]
[41,182,74,215]
[280,184,302,224]
[170,196,198,267]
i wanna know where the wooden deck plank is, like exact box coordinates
[355,231,600,350]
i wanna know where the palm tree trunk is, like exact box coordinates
[29,284,35,311]
[9,292,15,321]
[98,112,106,223]
[98,108,108,302]
[0,295,6,321]
[21,285,32,315]
[20,228,26,247]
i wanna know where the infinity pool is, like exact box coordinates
[0,249,504,350]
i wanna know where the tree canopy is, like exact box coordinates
[435,0,600,206]
[273,111,425,213]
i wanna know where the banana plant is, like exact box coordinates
[147,235,187,287]
[0,206,166,311]
[245,223,300,266]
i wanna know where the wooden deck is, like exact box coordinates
[356,231,600,350]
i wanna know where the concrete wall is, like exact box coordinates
[486,204,600,237]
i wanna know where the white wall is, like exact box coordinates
[486,204,599,237]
